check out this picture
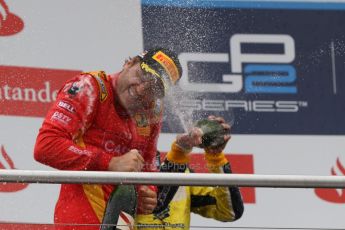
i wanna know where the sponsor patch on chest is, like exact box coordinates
[134,114,151,136]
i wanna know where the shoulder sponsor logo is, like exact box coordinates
[51,111,71,125]
[67,82,82,96]
[0,0,24,36]
[58,100,76,113]
[88,71,108,102]
[0,145,28,192]
[315,157,345,203]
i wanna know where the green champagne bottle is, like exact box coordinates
[100,185,137,230]
[195,119,228,148]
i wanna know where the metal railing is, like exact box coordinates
[0,169,344,229]
[0,169,345,188]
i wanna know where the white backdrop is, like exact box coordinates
[1,0,345,229]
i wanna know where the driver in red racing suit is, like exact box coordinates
[34,48,183,229]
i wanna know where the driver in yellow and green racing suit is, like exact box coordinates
[135,115,244,229]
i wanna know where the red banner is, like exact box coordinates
[0,65,81,117]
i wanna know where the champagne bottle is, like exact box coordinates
[100,185,137,230]
[195,119,228,148]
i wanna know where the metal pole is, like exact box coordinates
[0,169,345,188]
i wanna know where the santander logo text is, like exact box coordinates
[315,157,345,203]
[0,65,81,117]
[0,145,28,192]
[0,0,24,36]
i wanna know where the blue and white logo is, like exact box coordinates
[179,34,297,94]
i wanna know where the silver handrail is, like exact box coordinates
[0,169,344,188]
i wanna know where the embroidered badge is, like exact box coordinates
[134,114,151,136]
[67,82,81,96]
[82,71,108,102]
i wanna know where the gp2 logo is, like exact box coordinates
[178,34,297,94]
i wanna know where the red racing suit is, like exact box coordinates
[34,71,162,229]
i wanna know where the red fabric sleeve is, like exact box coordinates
[34,74,112,171]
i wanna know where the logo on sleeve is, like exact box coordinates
[89,71,108,102]
[58,101,76,113]
[67,82,82,96]
[51,111,72,125]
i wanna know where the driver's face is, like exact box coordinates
[116,59,164,113]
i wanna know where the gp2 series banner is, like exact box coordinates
[141,0,345,135]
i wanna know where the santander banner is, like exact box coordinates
[0,66,80,117]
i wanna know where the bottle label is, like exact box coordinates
[116,211,134,230]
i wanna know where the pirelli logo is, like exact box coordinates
[152,51,179,84]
